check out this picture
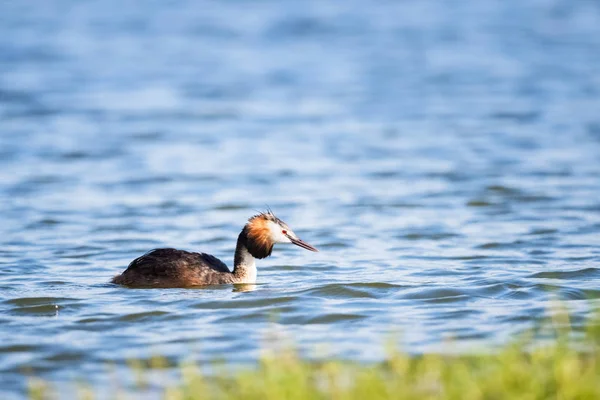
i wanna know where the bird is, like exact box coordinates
[111,210,318,288]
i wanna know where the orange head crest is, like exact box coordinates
[241,210,318,259]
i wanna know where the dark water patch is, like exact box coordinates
[466,199,494,207]
[120,176,174,186]
[470,283,514,298]
[424,171,472,182]
[0,344,43,354]
[528,268,600,280]
[580,289,600,299]
[59,151,91,160]
[476,240,528,250]
[264,305,299,315]
[76,315,114,324]
[213,203,252,211]
[497,284,549,300]
[527,249,553,256]
[3,106,61,120]
[409,267,473,278]
[117,311,172,322]
[7,304,61,316]
[445,255,489,261]
[450,330,492,341]
[53,246,106,259]
[513,194,556,203]
[557,288,589,301]
[24,218,63,229]
[402,288,468,302]
[57,252,104,260]
[121,355,180,369]
[3,296,85,316]
[92,224,139,232]
[502,258,546,266]
[489,110,540,123]
[318,241,351,249]
[3,297,77,306]
[484,185,522,195]
[437,308,482,320]
[563,256,596,262]
[399,232,460,241]
[0,89,40,106]
[266,16,340,40]
[368,170,401,179]
[302,313,366,325]
[129,131,165,141]
[156,200,194,211]
[43,351,86,363]
[55,148,126,161]
[476,242,503,249]
[500,313,544,325]
[528,228,558,236]
[386,202,423,209]
[270,264,303,272]
[276,169,297,177]
[1,261,47,274]
[192,296,297,310]
[217,311,269,323]
[298,283,405,299]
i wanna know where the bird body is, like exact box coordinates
[112,211,317,288]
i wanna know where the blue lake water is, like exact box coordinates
[1,0,600,397]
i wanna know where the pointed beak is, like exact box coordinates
[289,237,319,252]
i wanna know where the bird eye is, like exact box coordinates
[282,230,287,235]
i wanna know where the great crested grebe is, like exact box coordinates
[112,210,318,288]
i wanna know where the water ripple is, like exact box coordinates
[1,0,600,397]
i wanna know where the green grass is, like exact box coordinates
[30,310,600,400]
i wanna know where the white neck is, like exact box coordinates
[233,240,257,283]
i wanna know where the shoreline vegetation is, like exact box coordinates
[29,310,600,400]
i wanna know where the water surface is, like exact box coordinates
[1,0,600,397]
